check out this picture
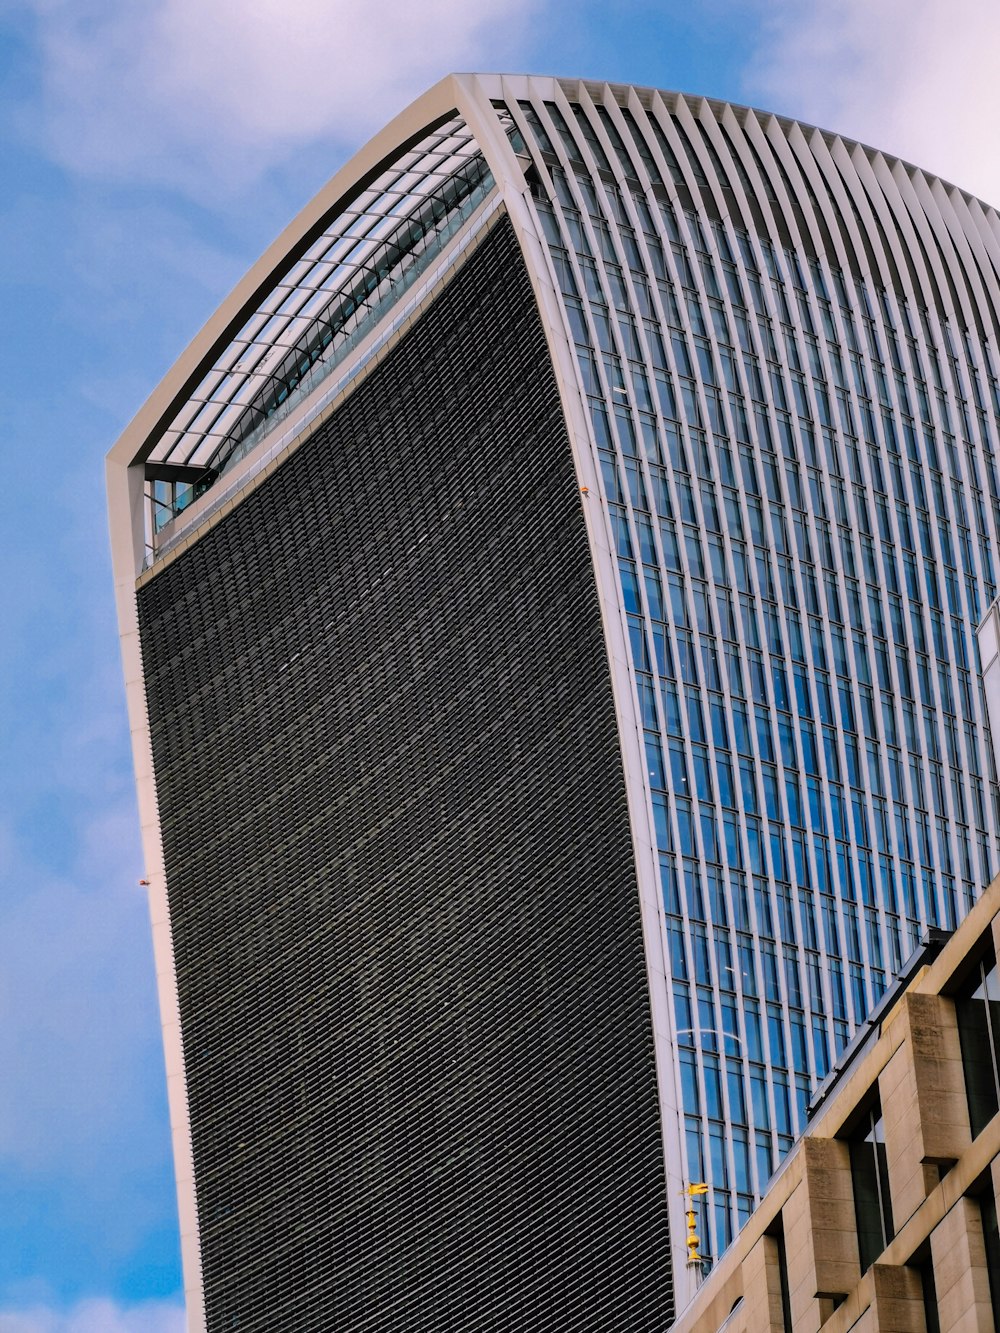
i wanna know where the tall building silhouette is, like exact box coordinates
[109,74,1000,1330]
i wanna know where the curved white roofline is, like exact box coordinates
[107,71,1000,484]
[107,74,480,475]
[107,74,1000,1330]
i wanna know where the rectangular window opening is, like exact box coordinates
[847,1096,895,1271]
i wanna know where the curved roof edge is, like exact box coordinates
[107,70,1000,479]
[556,75,1000,213]
[106,72,487,474]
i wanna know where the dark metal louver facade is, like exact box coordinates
[137,218,673,1330]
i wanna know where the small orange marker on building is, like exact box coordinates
[685,1182,708,1265]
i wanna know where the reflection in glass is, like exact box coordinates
[956,953,1000,1136]
[848,1100,894,1271]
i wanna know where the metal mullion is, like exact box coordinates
[268,273,338,326]
[624,95,685,212]
[778,302,906,972]
[954,190,1000,335]
[674,95,736,224]
[171,385,260,467]
[827,147,960,584]
[500,95,554,194]
[921,171,1000,351]
[524,119,686,793]
[571,83,637,194]
[594,124,753,634]
[756,113,831,273]
[565,86,725,624]
[711,878,770,1205]
[598,113,747,582]
[520,97,593,228]
[545,90,676,557]
[848,288,975,922]
[163,365,236,438]
[647,90,714,213]
[150,118,479,470]
[792,134,947,948]
[906,189,1000,612]
[686,914,736,1235]
[851,155,981,675]
[602,89,661,191]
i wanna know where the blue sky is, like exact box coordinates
[1,1,998,1327]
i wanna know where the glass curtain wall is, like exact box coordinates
[498,86,1000,1260]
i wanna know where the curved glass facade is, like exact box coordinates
[112,75,1000,1321]
[499,83,1000,1262]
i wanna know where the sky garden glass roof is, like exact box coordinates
[145,114,493,533]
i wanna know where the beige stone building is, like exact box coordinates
[674,874,1000,1332]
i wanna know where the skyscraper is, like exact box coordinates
[109,74,1000,1330]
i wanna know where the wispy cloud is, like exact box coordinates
[2,0,536,1313]
[0,1298,183,1333]
[744,0,1000,207]
[19,0,533,196]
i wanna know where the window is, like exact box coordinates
[848,1098,894,1270]
[909,1244,940,1333]
[955,950,1000,1136]
[769,1217,793,1332]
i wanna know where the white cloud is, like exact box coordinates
[743,0,1000,207]
[22,0,533,195]
[0,1299,184,1333]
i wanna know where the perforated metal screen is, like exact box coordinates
[138,216,673,1331]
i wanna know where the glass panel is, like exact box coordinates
[507,84,1000,1263]
[146,116,496,534]
[848,1100,894,1270]
[956,953,1000,1136]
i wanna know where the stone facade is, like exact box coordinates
[673,876,1000,1332]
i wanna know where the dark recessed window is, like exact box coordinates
[981,1189,1000,1327]
[848,1098,894,1271]
[770,1217,793,1332]
[909,1244,940,1333]
[956,951,1000,1136]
